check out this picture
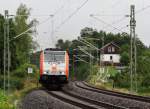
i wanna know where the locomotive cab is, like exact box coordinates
[39,48,69,85]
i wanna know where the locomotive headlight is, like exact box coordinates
[61,72,65,75]
[43,72,47,74]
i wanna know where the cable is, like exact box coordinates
[92,14,125,17]
[10,16,51,41]
[111,0,122,8]
[104,16,127,29]
[135,4,150,14]
[90,14,128,30]
[10,6,64,18]
[54,0,89,31]
[111,25,128,32]
[90,15,125,33]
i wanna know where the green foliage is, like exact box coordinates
[120,52,129,65]
[114,71,130,88]
[55,39,71,50]
[108,66,118,79]
[10,63,38,90]
[0,90,8,103]
[137,49,150,88]
[0,4,38,90]
[12,63,38,78]
[55,27,149,92]
[0,4,37,69]
[0,90,15,109]
[76,63,90,80]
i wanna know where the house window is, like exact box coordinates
[108,47,111,52]
[110,56,113,60]
[112,47,115,52]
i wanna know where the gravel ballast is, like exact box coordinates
[22,89,80,109]
[63,82,150,109]
[22,81,150,109]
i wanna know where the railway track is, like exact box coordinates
[75,81,150,103]
[46,89,127,109]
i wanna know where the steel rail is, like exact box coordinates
[76,81,150,103]
[46,90,100,109]
[62,89,127,109]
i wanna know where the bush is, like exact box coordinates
[0,90,15,109]
[10,63,39,90]
[10,77,24,90]
[76,63,90,80]
[115,72,130,88]
[0,76,4,89]
[141,74,150,87]
[12,63,38,78]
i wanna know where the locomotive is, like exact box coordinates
[39,48,69,86]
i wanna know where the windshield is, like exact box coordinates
[44,51,65,62]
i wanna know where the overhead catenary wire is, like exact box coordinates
[135,4,150,14]
[10,3,65,42]
[74,55,89,64]
[9,2,65,41]
[90,15,125,33]
[78,46,94,59]
[111,0,122,9]
[54,0,89,31]
[10,16,52,41]
[88,3,150,41]
[103,16,128,32]
[92,14,125,17]
[9,5,64,18]
[90,14,128,32]
[111,25,128,33]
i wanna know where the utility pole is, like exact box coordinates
[130,5,136,93]
[3,10,10,94]
[3,10,7,94]
[7,11,10,94]
[50,14,54,47]
[100,32,104,68]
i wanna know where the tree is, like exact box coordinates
[14,4,37,66]
[0,4,38,89]
[0,15,5,74]
[55,27,150,91]
[55,39,71,50]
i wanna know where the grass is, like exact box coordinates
[12,79,39,104]
[0,90,15,109]
[88,80,130,94]
[87,66,150,96]
[1,79,40,109]
[88,80,150,96]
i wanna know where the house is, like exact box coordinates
[100,42,121,66]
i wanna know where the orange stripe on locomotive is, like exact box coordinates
[65,51,69,79]
[40,51,44,77]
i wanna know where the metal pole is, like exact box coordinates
[50,15,54,46]
[97,46,98,65]
[6,11,10,94]
[130,5,136,93]
[73,54,75,79]
[90,50,92,74]
[135,35,137,92]
[100,32,104,67]
[3,10,8,94]
[130,6,133,93]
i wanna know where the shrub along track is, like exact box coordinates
[76,81,150,103]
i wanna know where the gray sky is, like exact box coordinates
[0,0,150,49]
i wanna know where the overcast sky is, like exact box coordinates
[0,0,150,49]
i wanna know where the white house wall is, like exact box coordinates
[100,54,120,63]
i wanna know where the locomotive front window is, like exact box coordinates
[44,52,65,62]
